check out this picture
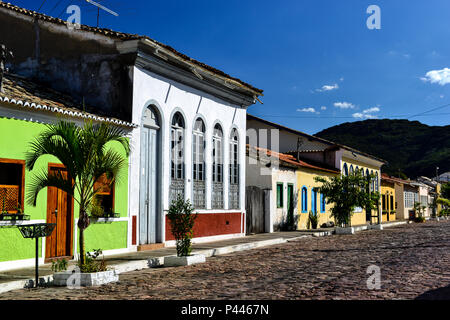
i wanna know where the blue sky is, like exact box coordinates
[12,0,450,134]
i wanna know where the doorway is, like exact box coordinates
[45,164,73,261]
[139,106,161,245]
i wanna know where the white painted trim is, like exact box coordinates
[91,217,129,223]
[0,219,46,227]
[164,232,244,247]
[0,257,45,272]
[191,209,244,214]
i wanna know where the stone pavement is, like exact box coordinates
[1,220,448,300]
[0,229,316,293]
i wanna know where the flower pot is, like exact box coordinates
[164,254,206,267]
[53,269,118,287]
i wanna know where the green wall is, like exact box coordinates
[0,116,129,263]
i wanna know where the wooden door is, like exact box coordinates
[45,165,73,261]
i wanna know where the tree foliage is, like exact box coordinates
[441,182,450,200]
[25,120,129,265]
[167,195,197,257]
[316,119,450,178]
[314,172,380,227]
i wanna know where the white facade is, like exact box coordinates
[128,66,248,247]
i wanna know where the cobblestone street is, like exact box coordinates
[1,221,449,300]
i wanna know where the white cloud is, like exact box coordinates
[339,77,344,82]
[334,102,355,109]
[352,106,380,119]
[297,107,316,113]
[421,67,450,86]
[352,113,378,119]
[316,83,339,92]
[320,106,327,110]
[363,107,380,114]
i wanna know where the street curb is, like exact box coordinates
[0,237,287,294]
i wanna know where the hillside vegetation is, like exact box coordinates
[315,119,450,179]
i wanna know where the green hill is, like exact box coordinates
[315,119,450,179]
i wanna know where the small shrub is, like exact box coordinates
[51,259,68,273]
[78,249,107,273]
[415,216,426,223]
[308,211,319,230]
[89,197,105,218]
[167,195,197,257]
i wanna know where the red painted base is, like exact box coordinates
[165,212,243,241]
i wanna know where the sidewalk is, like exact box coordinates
[0,230,317,294]
[0,219,412,294]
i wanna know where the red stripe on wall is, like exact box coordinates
[132,215,137,245]
[165,212,243,241]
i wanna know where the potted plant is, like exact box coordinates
[413,202,426,223]
[164,195,204,267]
[53,249,118,287]
[308,211,319,230]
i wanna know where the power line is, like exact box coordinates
[255,102,450,120]
[408,103,450,119]
[37,0,47,12]
[256,112,450,120]
[49,0,63,15]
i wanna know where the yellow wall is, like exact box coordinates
[341,157,382,225]
[296,168,337,229]
[381,181,396,221]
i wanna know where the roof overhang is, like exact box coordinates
[117,39,261,108]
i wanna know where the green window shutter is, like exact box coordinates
[277,183,283,208]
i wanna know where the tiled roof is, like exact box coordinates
[0,74,137,127]
[247,114,386,163]
[381,173,413,186]
[0,1,263,96]
[246,144,340,174]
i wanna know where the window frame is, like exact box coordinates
[276,182,284,208]
[301,186,308,213]
[0,158,25,214]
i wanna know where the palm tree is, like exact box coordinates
[25,120,130,265]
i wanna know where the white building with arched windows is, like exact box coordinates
[125,43,263,250]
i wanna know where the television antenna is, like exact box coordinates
[85,0,119,27]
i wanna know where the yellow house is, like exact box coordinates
[246,114,386,227]
[381,174,397,222]
[296,163,340,230]
[340,155,383,226]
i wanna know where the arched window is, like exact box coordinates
[343,163,348,176]
[311,189,318,215]
[349,165,354,175]
[212,123,224,209]
[370,170,374,192]
[192,118,205,208]
[375,172,379,192]
[301,187,308,213]
[229,128,239,209]
[170,112,185,203]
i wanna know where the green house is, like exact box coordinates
[0,74,135,271]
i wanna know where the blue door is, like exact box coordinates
[311,190,317,216]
